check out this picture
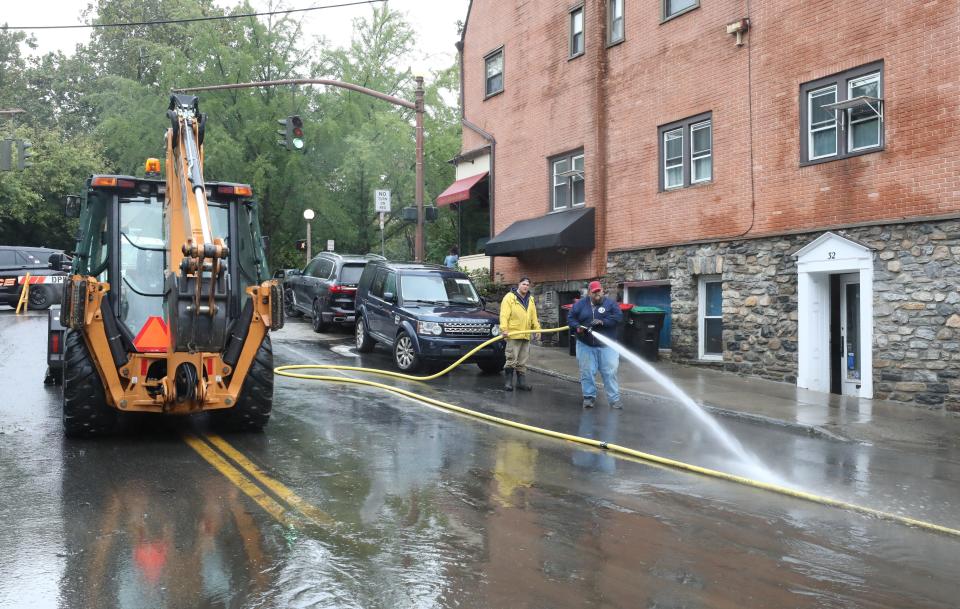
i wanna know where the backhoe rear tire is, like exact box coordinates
[214,335,273,432]
[62,329,117,438]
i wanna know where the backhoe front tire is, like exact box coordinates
[214,335,273,432]
[62,330,117,438]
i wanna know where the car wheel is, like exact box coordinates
[355,316,375,353]
[311,300,328,333]
[28,285,52,310]
[283,289,301,318]
[477,358,506,374]
[393,331,421,372]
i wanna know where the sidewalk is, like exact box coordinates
[528,344,960,450]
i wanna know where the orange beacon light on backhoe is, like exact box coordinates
[145,157,162,177]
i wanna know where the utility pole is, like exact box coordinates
[414,76,425,263]
[173,78,428,261]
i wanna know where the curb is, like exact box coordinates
[527,365,852,443]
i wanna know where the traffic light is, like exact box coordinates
[0,140,11,172]
[289,115,304,151]
[17,140,32,170]
[277,115,305,151]
[424,206,438,222]
[295,239,307,251]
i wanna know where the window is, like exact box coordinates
[484,48,503,98]
[550,151,585,210]
[663,0,698,21]
[698,276,723,359]
[800,63,883,164]
[659,113,712,191]
[608,0,624,44]
[570,6,584,58]
[0,251,17,267]
[382,271,397,298]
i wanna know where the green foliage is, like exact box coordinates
[0,0,482,267]
[462,265,507,302]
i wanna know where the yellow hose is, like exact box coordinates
[274,327,960,538]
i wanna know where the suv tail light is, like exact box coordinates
[329,284,357,295]
[50,330,62,354]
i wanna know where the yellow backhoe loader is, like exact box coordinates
[53,94,283,437]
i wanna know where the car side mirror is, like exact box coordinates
[261,235,270,254]
[63,195,81,218]
[383,291,396,303]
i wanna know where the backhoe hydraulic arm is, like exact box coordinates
[165,94,230,353]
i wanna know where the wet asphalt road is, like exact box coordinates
[1,310,959,609]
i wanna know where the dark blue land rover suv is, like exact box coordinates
[354,261,505,373]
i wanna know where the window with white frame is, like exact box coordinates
[570,6,585,58]
[659,112,712,191]
[698,276,723,359]
[608,0,624,44]
[551,151,585,210]
[800,63,883,164]
[484,48,504,98]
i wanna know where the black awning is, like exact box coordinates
[484,207,595,257]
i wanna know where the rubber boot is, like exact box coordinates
[516,372,532,391]
[503,367,514,391]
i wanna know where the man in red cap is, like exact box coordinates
[567,281,623,408]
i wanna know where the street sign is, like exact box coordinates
[374,189,391,213]
[326,240,335,252]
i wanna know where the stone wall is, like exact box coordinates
[869,221,960,410]
[606,219,960,411]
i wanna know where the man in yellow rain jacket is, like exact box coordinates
[500,277,541,391]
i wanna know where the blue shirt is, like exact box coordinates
[568,297,622,346]
[443,255,458,268]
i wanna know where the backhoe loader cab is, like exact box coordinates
[54,94,283,437]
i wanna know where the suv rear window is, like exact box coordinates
[339,264,365,285]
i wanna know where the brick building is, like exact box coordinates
[443,0,960,409]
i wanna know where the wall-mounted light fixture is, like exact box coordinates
[726,18,750,46]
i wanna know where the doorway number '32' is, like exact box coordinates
[827,251,836,259]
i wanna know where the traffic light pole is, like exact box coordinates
[174,79,427,261]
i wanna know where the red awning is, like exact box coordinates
[436,172,488,207]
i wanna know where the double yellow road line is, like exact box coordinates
[183,433,333,529]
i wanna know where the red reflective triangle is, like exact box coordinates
[133,316,169,353]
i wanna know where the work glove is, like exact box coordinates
[591,319,604,327]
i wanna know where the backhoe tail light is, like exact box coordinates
[216,184,253,197]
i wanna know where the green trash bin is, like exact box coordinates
[627,306,665,361]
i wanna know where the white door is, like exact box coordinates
[838,273,862,397]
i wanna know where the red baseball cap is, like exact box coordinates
[588,281,603,293]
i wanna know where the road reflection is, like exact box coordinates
[59,442,270,609]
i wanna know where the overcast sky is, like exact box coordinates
[3,0,469,73]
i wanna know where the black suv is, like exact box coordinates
[0,245,68,310]
[354,261,505,373]
[284,252,385,332]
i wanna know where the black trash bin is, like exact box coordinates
[627,306,665,361]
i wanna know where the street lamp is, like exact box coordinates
[303,208,315,261]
